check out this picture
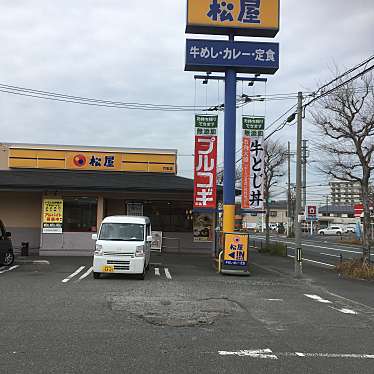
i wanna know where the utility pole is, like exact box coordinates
[287,141,292,237]
[294,92,303,278]
[302,139,308,210]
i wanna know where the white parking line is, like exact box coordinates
[77,267,93,281]
[155,267,160,276]
[219,349,278,360]
[0,265,19,274]
[33,260,50,265]
[330,307,358,315]
[62,266,85,283]
[304,294,332,304]
[288,255,335,268]
[320,252,341,258]
[164,268,172,280]
[217,348,374,360]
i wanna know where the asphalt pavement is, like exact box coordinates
[250,232,372,267]
[0,251,373,374]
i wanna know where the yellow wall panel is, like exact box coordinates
[123,162,149,172]
[148,164,176,173]
[123,153,176,164]
[37,150,65,160]
[37,159,66,169]
[9,158,37,168]
[9,149,38,159]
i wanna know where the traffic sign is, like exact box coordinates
[305,205,318,221]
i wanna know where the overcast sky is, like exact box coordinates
[0,0,373,204]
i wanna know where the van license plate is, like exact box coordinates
[102,265,114,273]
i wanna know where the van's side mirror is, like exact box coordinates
[5,232,11,238]
[92,234,98,240]
[146,235,153,242]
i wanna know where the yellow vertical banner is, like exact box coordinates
[43,199,63,234]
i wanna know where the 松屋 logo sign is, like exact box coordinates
[193,115,218,209]
[186,0,280,37]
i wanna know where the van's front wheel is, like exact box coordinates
[137,266,146,280]
[93,272,101,279]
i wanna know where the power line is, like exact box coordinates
[313,55,374,96]
[304,60,374,109]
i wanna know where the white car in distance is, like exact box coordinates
[318,226,343,236]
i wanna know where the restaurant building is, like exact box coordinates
[0,143,212,255]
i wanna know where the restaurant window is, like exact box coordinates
[143,201,193,232]
[63,197,97,232]
[270,211,277,217]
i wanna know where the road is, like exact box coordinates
[250,233,372,268]
[0,252,374,373]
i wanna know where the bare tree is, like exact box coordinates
[263,140,288,246]
[311,72,374,261]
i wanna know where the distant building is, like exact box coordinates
[329,180,361,205]
[240,200,288,230]
[318,204,356,228]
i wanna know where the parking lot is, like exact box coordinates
[1,251,374,374]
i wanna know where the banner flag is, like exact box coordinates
[241,116,265,210]
[193,115,218,209]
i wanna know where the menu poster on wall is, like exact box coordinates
[43,199,63,234]
[151,231,163,251]
[193,213,213,242]
[127,203,143,216]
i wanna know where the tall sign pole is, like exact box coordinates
[185,0,280,273]
[223,34,237,233]
[294,91,303,277]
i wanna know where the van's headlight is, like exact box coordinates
[94,244,103,255]
[135,245,145,257]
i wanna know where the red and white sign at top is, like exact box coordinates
[193,115,218,209]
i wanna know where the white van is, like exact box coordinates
[92,216,152,280]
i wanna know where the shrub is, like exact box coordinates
[259,242,287,257]
[336,259,374,280]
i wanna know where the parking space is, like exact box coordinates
[1,251,374,374]
[59,262,174,284]
[0,264,20,274]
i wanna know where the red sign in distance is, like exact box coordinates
[307,205,317,217]
[354,204,364,218]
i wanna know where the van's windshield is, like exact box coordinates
[99,223,144,241]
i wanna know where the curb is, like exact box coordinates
[15,259,50,265]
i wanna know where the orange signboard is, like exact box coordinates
[223,232,249,266]
[186,0,280,37]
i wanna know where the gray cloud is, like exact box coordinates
[0,0,373,199]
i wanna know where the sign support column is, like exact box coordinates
[223,35,237,233]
